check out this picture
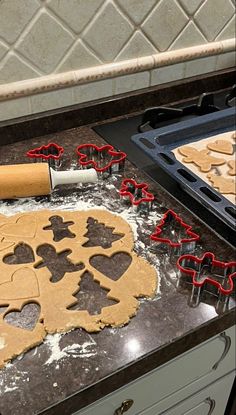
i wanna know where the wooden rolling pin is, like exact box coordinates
[0,163,98,199]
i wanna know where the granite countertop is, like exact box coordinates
[0,121,235,415]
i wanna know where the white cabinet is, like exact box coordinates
[75,326,235,415]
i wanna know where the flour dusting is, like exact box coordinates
[44,333,97,365]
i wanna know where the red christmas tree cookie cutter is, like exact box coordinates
[26,142,64,168]
[150,210,200,253]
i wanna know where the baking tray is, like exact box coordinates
[132,107,236,229]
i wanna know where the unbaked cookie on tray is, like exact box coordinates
[173,131,236,204]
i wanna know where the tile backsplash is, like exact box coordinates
[0,0,235,121]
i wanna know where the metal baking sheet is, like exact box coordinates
[132,107,236,229]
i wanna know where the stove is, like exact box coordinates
[94,85,236,245]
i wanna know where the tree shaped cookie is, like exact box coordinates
[178,146,225,172]
[207,174,236,194]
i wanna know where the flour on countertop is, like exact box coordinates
[44,333,97,365]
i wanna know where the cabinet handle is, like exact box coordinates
[204,397,216,415]
[212,332,231,370]
[114,399,134,414]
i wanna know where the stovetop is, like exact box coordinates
[94,86,236,245]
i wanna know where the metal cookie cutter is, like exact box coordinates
[26,142,64,169]
[119,178,154,214]
[150,209,200,256]
[177,252,236,308]
[76,144,127,178]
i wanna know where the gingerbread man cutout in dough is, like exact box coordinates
[207,174,236,194]
[228,160,236,176]
[178,147,225,172]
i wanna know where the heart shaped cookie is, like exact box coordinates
[4,303,40,331]
[0,216,37,239]
[207,140,233,155]
[0,268,39,300]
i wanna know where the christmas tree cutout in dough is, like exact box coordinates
[83,217,124,249]
[70,271,118,315]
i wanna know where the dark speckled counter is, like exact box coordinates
[0,79,235,415]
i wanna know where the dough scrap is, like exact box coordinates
[0,209,157,368]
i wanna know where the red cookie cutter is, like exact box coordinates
[26,142,64,168]
[177,252,236,296]
[76,144,127,175]
[119,178,154,212]
[150,209,200,254]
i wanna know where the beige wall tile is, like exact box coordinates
[0,42,8,61]
[142,0,188,51]
[0,0,40,44]
[84,2,133,62]
[16,11,74,73]
[151,63,185,86]
[116,31,157,61]
[0,54,40,85]
[48,0,104,34]
[114,72,149,94]
[73,79,113,104]
[116,0,157,25]
[178,0,204,15]
[195,0,234,41]
[215,52,236,70]
[170,22,206,50]
[30,88,73,114]
[184,56,217,78]
[0,0,234,120]
[216,15,236,40]
[56,40,101,73]
[0,97,31,122]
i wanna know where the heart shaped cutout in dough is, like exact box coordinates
[0,268,39,300]
[4,303,40,331]
[90,252,132,281]
[0,216,37,239]
[207,140,233,155]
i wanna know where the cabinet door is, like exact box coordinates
[75,326,235,415]
[141,370,235,415]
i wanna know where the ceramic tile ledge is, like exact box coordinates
[0,39,234,103]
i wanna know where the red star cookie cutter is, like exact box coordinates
[26,142,64,168]
[76,144,127,175]
[119,178,154,212]
[150,210,200,253]
[177,252,236,296]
